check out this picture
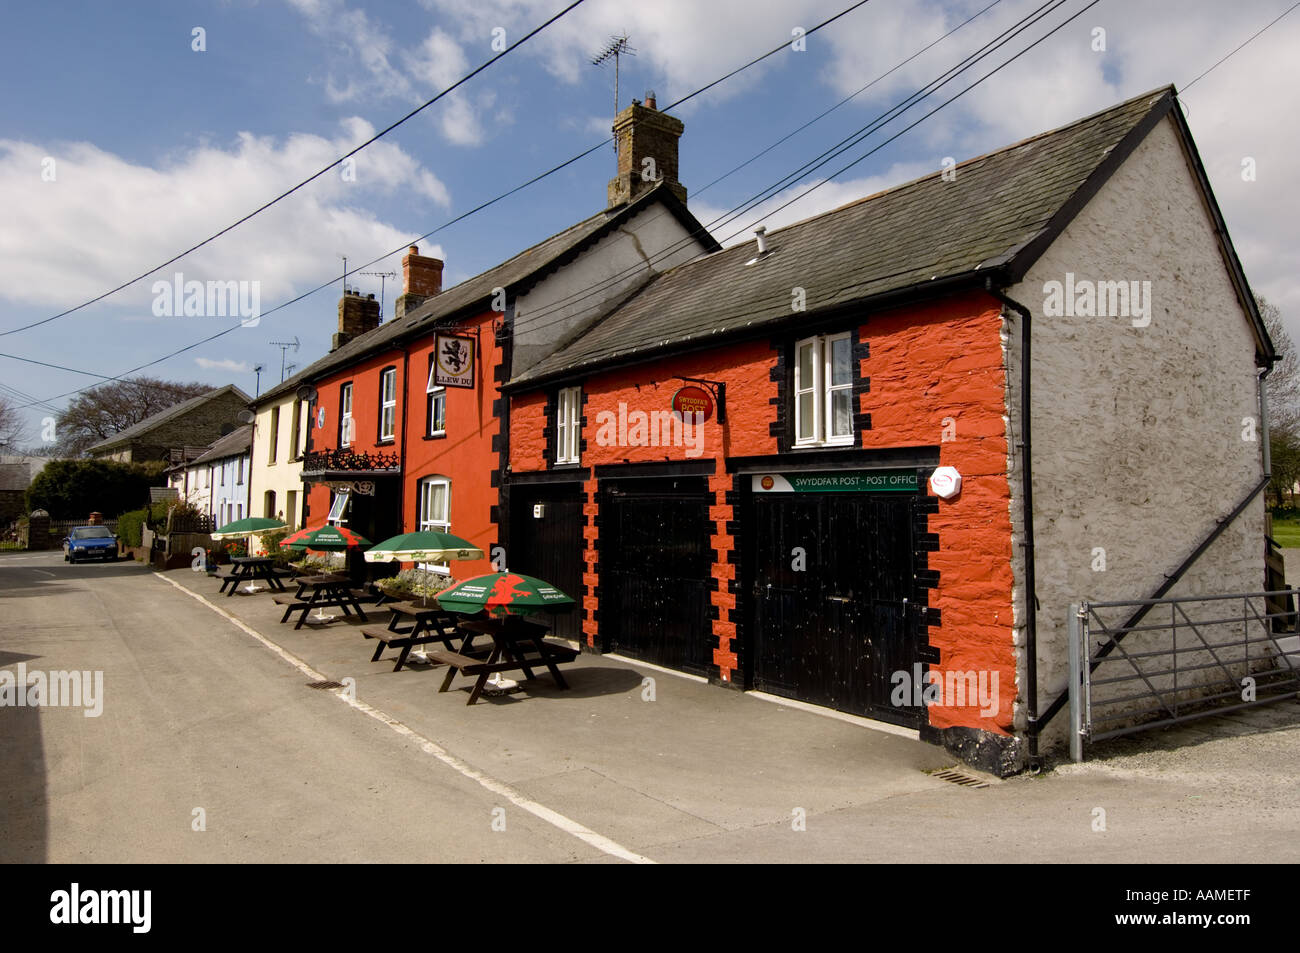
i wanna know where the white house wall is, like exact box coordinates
[248,396,307,530]
[512,202,709,374]
[1004,114,1266,751]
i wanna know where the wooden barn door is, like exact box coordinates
[601,477,712,676]
[509,484,585,642]
[751,492,923,726]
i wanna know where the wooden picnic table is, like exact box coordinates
[360,600,469,671]
[219,556,290,597]
[273,572,370,630]
[430,616,580,705]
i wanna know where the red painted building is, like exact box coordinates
[503,88,1273,774]
[251,88,1272,775]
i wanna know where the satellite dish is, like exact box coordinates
[296,384,318,402]
[237,409,256,424]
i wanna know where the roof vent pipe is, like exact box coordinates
[754,226,769,255]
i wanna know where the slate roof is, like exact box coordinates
[87,385,252,451]
[256,186,718,406]
[512,86,1236,386]
[0,463,31,493]
[188,425,253,466]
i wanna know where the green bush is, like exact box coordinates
[27,459,167,519]
[116,508,149,548]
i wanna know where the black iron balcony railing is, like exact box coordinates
[302,448,401,473]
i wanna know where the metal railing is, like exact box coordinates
[1067,590,1300,761]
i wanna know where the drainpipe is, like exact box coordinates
[1259,365,1272,483]
[985,279,1041,772]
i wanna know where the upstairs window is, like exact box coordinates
[555,386,581,465]
[379,367,397,442]
[793,333,854,447]
[425,359,446,437]
[268,406,280,464]
[340,382,354,447]
[289,400,302,460]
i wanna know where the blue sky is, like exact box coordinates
[2,0,1296,443]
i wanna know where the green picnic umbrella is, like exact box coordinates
[210,517,287,540]
[436,572,574,617]
[363,531,484,563]
[279,524,371,551]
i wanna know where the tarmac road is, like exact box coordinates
[3,549,1298,864]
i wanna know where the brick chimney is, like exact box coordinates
[394,245,444,319]
[332,288,381,351]
[608,90,686,210]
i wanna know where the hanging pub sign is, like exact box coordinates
[752,470,919,493]
[434,333,476,388]
[671,385,715,422]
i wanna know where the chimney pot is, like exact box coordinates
[645,90,656,109]
[754,226,769,255]
[396,245,444,319]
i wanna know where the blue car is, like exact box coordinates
[64,525,119,563]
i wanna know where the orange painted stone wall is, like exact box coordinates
[508,290,1016,735]
[860,295,1016,736]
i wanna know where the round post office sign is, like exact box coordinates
[671,385,714,422]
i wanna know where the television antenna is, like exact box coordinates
[591,34,635,146]
[360,270,397,320]
[270,336,300,382]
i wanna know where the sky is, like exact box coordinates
[1,0,1297,445]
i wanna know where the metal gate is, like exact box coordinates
[601,478,712,674]
[1066,590,1300,761]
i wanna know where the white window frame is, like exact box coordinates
[425,362,446,436]
[340,383,354,447]
[327,489,351,524]
[555,386,581,465]
[417,476,452,575]
[379,368,397,441]
[793,333,854,447]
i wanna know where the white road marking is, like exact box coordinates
[31,570,54,577]
[157,573,654,864]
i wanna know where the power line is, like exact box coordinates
[507,0,1068,339]
[0,0,589,340]
[6,0,879,411]
[1181,1,1299,92]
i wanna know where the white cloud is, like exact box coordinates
[0,120,449,311]
[195,357,252,373]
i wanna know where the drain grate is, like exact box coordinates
[930,768,991,789]
[307,680,343,690]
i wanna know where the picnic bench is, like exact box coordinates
[217,556,292,596]
[273,572,370,630]
[432,617,580,704]
[359,600,468,671]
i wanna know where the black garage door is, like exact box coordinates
[750,492,925,726]
[509,484,584,642]
[601,477,712,675]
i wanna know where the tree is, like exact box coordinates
[1259,295,1300,439]
[0,395,29,450]
[52,376,211,457]
[25,458,167,519]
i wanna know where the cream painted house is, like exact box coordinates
[247,386,310,531]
